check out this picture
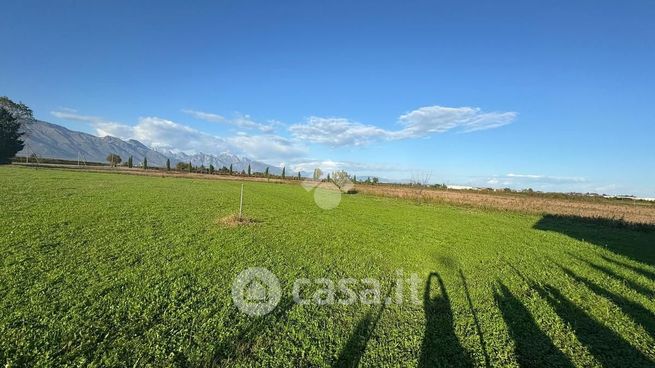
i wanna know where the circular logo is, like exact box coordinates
[301,176,354,210]
[231,267,282,316]
[313,182,342,210]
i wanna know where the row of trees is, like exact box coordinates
[105,154,309,180]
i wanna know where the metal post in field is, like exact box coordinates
[239,184,244,220]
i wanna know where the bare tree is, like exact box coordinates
[410,171,432,204]
[331,170,356,194]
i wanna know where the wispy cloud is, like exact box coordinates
[398,106,517,135]
[481,173,588,190]
[182,109,275,132]
[503,173,587,184]
[289,117,391,146]
[289,105,517,147]
[50,110,135,138]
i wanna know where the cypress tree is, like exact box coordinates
[166,158,170,171]
[229,164,233,175]
[281,167,285,179]
[143,156,148,170]
[247,164,251,176]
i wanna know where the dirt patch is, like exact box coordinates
[217,214,261,227]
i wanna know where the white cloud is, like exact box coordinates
[289,105,517,147]
[398,106,517,135]
[473,173,589,191]
[227,134,307,160]
[504,173,587,184]
[131,117,230,153]
[289,117,391,146]
[289,159,406,174]
[51,109,303,160]
[183,109,275,132]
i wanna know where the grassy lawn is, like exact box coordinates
[1,166,654,367]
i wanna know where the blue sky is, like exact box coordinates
[2,0,654,196]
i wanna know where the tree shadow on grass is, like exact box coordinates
[531,283,654,367]
[419,272,473,368]
[533,215,655,266]
[566,253,654,298]
[493,282,574,368]
[600,254,655,283]
[555,263,655,339]
[332,289,392,368]
[211,297,295,366]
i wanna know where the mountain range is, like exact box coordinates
[17,120,285,174]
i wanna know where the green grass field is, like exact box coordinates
[1,166,654,367]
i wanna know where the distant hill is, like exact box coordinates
[17,120,284,173]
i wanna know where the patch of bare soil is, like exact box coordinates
[217,214,261,227]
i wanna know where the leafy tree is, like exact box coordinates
[372,177,379,184]
[0,97,33,119]
[143,156,148,170]
[127,155,133,168]
[106,153,122,167]
[0,109,24,164]
[166,158,170,171]
[0,97,33,164]
[229,164,233,175]
[176,162,190,171]
[247,164,251,176]
[281,167,286,179]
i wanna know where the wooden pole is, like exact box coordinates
[239,184,244,219]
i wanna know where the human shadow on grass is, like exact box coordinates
[419,272,473,368]
[493,282,574,368]
[211,297,295,366]
[531,282,654,367]
[567,253,654,298]
[458,269,490,368]
[555,264,655,339]
[533,215,655,266]
[333,288,392,368]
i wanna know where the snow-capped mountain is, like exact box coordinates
[18,120,171,167]
[154,149,284,175]
[17,120,284,173]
